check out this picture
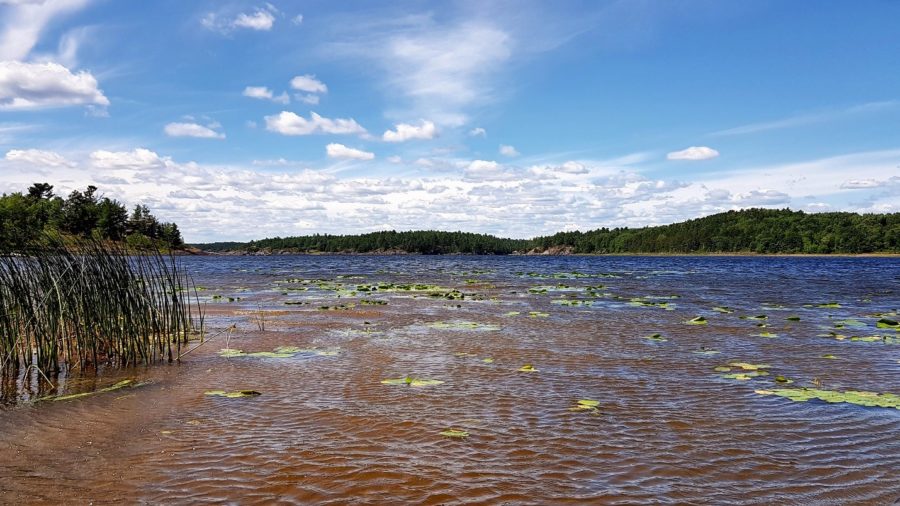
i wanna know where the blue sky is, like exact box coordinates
[1,0,899,242]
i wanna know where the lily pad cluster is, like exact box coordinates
[755,388,900,409]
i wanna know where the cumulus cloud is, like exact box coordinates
[233,9,275,30]
[89,148,168,170]
[164,122,225,139]
[265,111,366,136]
[326,143,375,160]
[0,60,108,110]
[5,148,73,167]
[499,144,519,157]
[382,120,436,142]
[202,5,278,33]
[242,85,289,104]
[290,74,327,94]
[667,146,720,161]
[469,127,486,137]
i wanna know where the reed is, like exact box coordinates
[0,236,203,375]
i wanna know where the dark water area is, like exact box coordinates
[1,255,899,504]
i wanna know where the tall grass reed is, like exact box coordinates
[0,237,203,375]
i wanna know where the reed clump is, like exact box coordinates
[0,237,203,375]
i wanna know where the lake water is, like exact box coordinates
[1,255,899,504]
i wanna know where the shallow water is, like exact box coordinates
[1,255,899,504]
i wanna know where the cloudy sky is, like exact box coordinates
[1,0,899,242]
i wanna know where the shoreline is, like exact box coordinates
[197,250,900,258]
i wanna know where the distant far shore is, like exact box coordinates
[198,249,900,258]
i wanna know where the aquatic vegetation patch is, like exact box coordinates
[642,333,667,342]
[503,311,521,316]
[785,315,801,321]
[428,321,501,331]
[628,298,674,310]
[740,315,768,321]
[755,388,900,409]
[518,364,538,372]
[218,347,339,359]
[693,348,720,355]
[684,316,708,325]
[204,390,261,398]
[712,306,734,314]
[552,299,594,307]
[756,332,778,338]
[440,429,470,438]
[381,376,445,387]
[528,311,550,318]
[49,379,142,402]
[876,318,899,329]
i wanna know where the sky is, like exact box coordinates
[1,0,899,243]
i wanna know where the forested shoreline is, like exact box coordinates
[0,183,183,251]
[196,208,900,255]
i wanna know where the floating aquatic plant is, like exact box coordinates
[218,347,339,359]
[50,379,140,402]
[528,312,549,318]
[728,362,771,371]
[754,388,900,409]
[642,333,667,342]
[756,332,778,338]
[381,376,445,387]
[876,318,899,329]
[685,316,708,325]
[204,389,261,398]
[503,311,521,316]
[518,364,538,372]
[570,399,600,412]
[428,321,501,331]
[712,306,734,314]
[693,348,720,355]
[439,429,470,438]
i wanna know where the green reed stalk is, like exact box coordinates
[0,236,203,375]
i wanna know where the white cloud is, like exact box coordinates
[499,144,519,157]
[89,148,168,170]
[243,86,290,104]
[469,127,486,137]
[295,93,319,105]
[291,14,304,25]
[326,143,374,160]
[387,155,402,164]
[265,111,366,136]
[233,9,275,31]
[0,60,108,110]
[667,146,719,161]
[5,148,73,167]
[0,0,90,61]
[382,120,436,142]
[290,74,327,94]
[202,5,278,33]
[164,122,225,139]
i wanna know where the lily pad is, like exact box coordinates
[428,321,501,331]
[439,429,470,438]
[756,388,900,409]
[821,354,837,359]
[518,364,538,372]
[573,399,599,410]
[685,316,708,325]
[712,306,734,314]
[876,318,899,329]
[785,315,801,321]
[642,333,667,342]
[381,376,445,387]
[756,332,778,338]
[728,362,771,370]
[693,348,720,355]
[528,311,549,318]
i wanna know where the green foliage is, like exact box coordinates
[195,208,900,255]
[0,182,183,250]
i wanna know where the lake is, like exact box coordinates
[1,255,899,504]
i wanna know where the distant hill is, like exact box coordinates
[194,208,900,255]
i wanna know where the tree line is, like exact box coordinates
[197,208,900,255]
[0,182,183,251]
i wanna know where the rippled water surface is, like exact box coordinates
[2,255,899,504]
